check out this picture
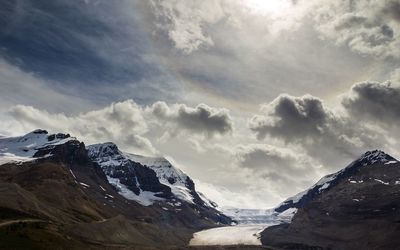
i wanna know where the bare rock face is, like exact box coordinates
[261,151,400,250]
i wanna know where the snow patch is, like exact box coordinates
[385,160,398,165]
[190,224,271,246]
[374,179,389,185]
[79,182,90,187]
[0,130,74,165]
[107,176,164,206]
[69,169,77,179]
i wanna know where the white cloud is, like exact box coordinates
[2,100,234,156]
[312,0,400,58]
[248,91,393,170]
[147,101,233,137]
[150,0,225,53]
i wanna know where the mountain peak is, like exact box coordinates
[0,130,76,165]
[357,150,397,166]
[87,142,120,158]
[31,129,48,134]
[274,149,399,214]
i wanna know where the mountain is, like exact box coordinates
[86,142,230,223]
[261,150,400,249]
[0,130,232,249]
[274,150,397,213]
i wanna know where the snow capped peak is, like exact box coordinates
[87,142,207,206]
[357,150,397,166]
[275,149,398,214]
[30,129,49,134]
[87,142,120,158]
[0,130,75,165]
[126,153,171,168]
[87,143,171,167]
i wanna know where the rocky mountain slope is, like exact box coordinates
[87,142,231,224]
[261,150,400,250]
[0,130,232,249]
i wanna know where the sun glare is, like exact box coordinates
[245,0,290,17]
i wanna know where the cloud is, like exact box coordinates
[234,143,318,188]
[313,0,400,58]
[149,0,225,53]
[236,144,311,173]
[149,0,310,54]
[0,0,184,108]
[3,100,234,156]
[148,101,233,137]
[248,94,332,141]
[248,93,382,170]
[5,100,155,155]
[391,68,400,83]
[342,81,400,126]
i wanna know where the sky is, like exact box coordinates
[1,0,400,208]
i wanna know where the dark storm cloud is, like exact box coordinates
[382,1,400,22]
[0,0,182,107]
[249,94,330,141]
[150,102,233,137]
[248,93,381,170]
[342,81,400,124]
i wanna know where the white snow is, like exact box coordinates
[349,179,364,184]
[69,169,77,179]
[0,130,74,165]
[374,179,390,185]
[124,153,171,168]
[125,152,197,204]
[318,182,330,191]
[189,207,294,247]
[198,192,217,208]
[79,182,90,187]
[276,208,297,221]
[87,143,214,206]
[190,224,272,246]
[385,160,398,165]
[221,208,275,225]
[106,176,164,206]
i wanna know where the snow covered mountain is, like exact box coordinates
[0,130,231,223]
[261,150,400,249]
[0,129,75,165]
[0,129,233,248]
[274,150,398,214]
[86,142,217,209]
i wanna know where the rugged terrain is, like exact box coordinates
[261,150,400,250]
[2,130,400,250]
[0,130,232,249]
